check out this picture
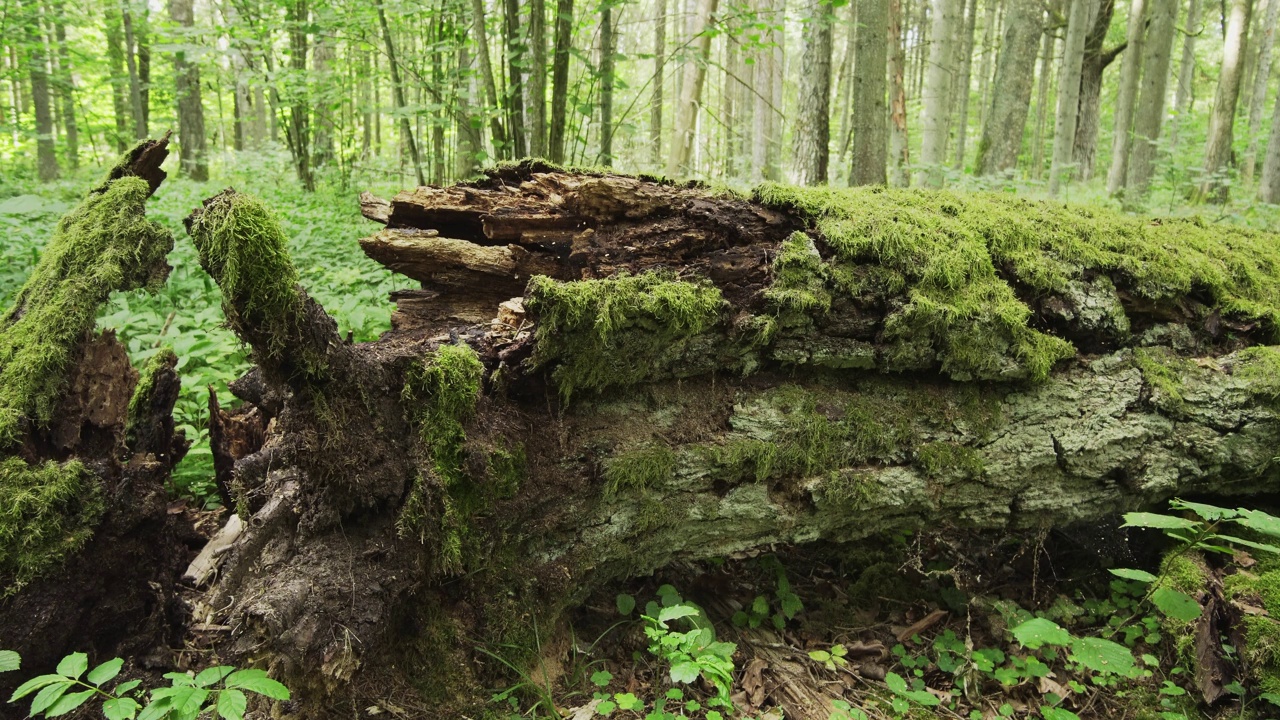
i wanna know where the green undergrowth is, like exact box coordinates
[0,173,172,448]
[754,184,1280,381]
[525,272,728,399]
[0,457,104,597]
[400,343,485,574]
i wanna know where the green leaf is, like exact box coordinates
[224,669,290,700]
[591,670,613,687]
[615,594,636,615]
[29,680,74,715]
[885,671,908,694]
[56,652,89,680]
[216,689,248,720]
[103,697,141,720]
[1070,636,1137,676]
[669,661,700,684]
[0,650,19,673]
[1169,499,1239,521]
[194,666,236,687]
[1151,588,1202,622]
[657,605,700,625]
[1011,618,1071,649]
[596,699,617,715]
[1213,534,1280,554]
[1121,512,1199,531]
[1041,709,1081,720]
[1108,568,1158,583]
[137,695,174,720]
[88,658,125,686]
[115,679,143,695]
[614,692,643,711]
[46,689,96,717]
[9,673,66,701]
[1234,509,1280,538]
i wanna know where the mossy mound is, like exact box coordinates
[0,175,172,447]
[0,457,104,597]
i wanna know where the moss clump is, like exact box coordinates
[0,457,104,596]
[186,191,323,379]
[604,443,677,494]
[400,344,485,574]
[699,439,778,483]
[487,444,526,498]
[914,441,985,479]
[1132,347,1192,409]
[126,347,178,445]
[525,272,727,398]
[765,232,832,314]
[0,175,173,448]
[1238,346,1280,402]
[818,469,877,509]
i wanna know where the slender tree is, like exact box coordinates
[472,0,511,159]
[1170,0,1200,145]
[121,0,147,139]
[22,0,57,181]
[1259,84,1280,200]
[1243,0,1280,179]
[548,0,572,162]
[1048,0,1091,194]
[530,0,548,156]
[952,0,979,168]
[793,0,835,184]
[375,0,425,186]
[1198,0,1253,201]
[851,0,889,184]
[916,0,961,186]
[1030,0,1058,178]
[49,1,77,170]
[1125,0,1178,201]
[667,0,720,176]
[888,0,911,185]
[504,0,528,157]
[976,0,1000,130]
[651,0,666,168]
[975,0,1042,175]
[1071,0,1121,180]
[1106,0,1148,193]
[170,0,207,180]
[104,4,130,151]
[599,0,617,165]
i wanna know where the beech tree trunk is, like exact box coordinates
[793,0,835,185]
[888,0,912,186]
[1048,0,1092,195]
[1198,0,1254,202]
[170,0,208,181]
[1171,0,1200,147]
[667,0,720,177]
[23,0,58,182]
[1243,0,1280,181]
[850,0,889,185]
[1258,85,1280,200]
[1070,0,1120,181]
[652,0,666,168]
[975,0,1041,176]
[916,0,961,186]
[1106,0,1148,194]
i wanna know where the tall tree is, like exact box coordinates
[284,0,315,190]
[915,0,961,186]
[22,0,57,181]
[1198,0,1253,201]
[1259,84,1280,200]
[1124,0,1178,201]
[888,0,911,185]
[975,0,1042,175]
[548,0,572,162]
[1170,0,1200,145]
[121,0,147,139]
[1047,0,1091,194]
[1243,0,1280,180]
[1106,0,1148,193]
[375,0,424,186]
[104,4,130,151]
[311,36,335,168]
[1030,0,1058,178]
[472,0,511,159]
[666,0,720,176]
[530,0,548,156]
[793,0,835,184]
[651,0,666,168]
[952,0,979,168]
[751,0,784,181]
[1071,0,1121,180]
[851,0,889,184]
[49,1,77,170]
[170,0,207,180]
[504,0,528,157]
[975,0,1000,130]
[599,0,616,165]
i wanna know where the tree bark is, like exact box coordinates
[121,0,147,140]
[23,0,58,182]
[916,0,961,186]
[667,0,720,177]
[170,0,208,181]
[504,0,528,157]
[1071,0,1121,181]
[851,0,889,185]
[976,0,1001,131]
[1031,0,1057,178]
[1125,0,1178,203]
[473,0,512,160]
[1259,85,1280,200]
[793,0,835,185]
[600,2,616,165]
[1048,0,1092,194]
[888,0,912,185]
[1198,0,1253,202]
[975,0,1041,176]
[1243,0,1280,181]
[652,0,666,169]
[529,0,548,157]
[1106,0,1148,194]
[104,4,131,152]
[1171,0,1201,146]
[952,0,979,168]
[50,2,77,171]
[752,0,782,182]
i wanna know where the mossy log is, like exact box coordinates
[0,138,192,690]
[174,164,1280,714]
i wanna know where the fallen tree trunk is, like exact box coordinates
[182,163,1280,713]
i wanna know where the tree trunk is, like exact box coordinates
[667,0,720,177]
[1125,0,1178,202]
[50,3,77,171]
[976,0,1000,131]
[1259,84,1280,200]
[1031,0,1057,179]
[284,0,315,191]
[1071,0,1120,181]
[752,0,782,182]
[833,3,857,174]
[952,0,979,168]
[851,0,888,185]
[104,4,131,152]
[170,0,208,181]
[311,36,336,169]
[888,0,912,185]
[1171,0,1201,146]
[473,0,511,160]
[23,0,58,182]
[1106,0,1148,194]
[916,0,961,186]
[504,0,528,158]
[1198,0,1253,202]
[375,0,425,187]
[600,2,616,165]
[793,0,835,185]
[652,0,666,169]
[121,0,147,140]
[1048,0,1092,194]
[1243,0,1280,181]
[529,0,547,157]
[975,0,1041,175]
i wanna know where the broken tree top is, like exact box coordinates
[359,161,1280,391]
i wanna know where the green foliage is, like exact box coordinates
[764,232,832,314]
[0,457,104,596]
[5,650,289,720]
[525,272,727,399]
[0,172,172,447]
[640,594,737,709]
[399,343,485,573]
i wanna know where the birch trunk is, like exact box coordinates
[666,0,720,177]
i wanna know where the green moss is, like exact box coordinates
[1155,553,1211,668]
[126,347,178,445]
[1225,558,1280,694]
[185,191,323,379]
[487,444,526,498]
[818,469,876,509]
[399,344,486,574]
[1238,345,1280,402]
[699,439,778,483]
[525,272,727,398]
[0,174,172,448]
[754,184,1280,380]
[603,443,676,494]
[914,441,985,479]
[764,232,832,314]
[1133,347,1191,409]
[0,457,104,596]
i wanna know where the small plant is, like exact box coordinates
[4,650,289,720]
[642,600,737,710]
